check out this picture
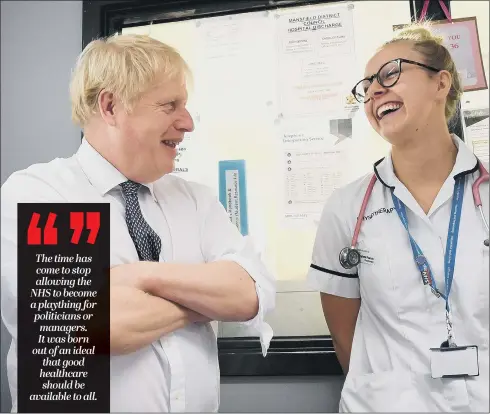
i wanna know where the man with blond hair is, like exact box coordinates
[1,34,275,412]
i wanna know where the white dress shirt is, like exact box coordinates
[307,135,489,412]
[1,139,275,412]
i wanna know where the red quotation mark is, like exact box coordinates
[27,213,58,245]
[70,212,100,244]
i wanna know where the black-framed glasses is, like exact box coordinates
[351,58,441,104]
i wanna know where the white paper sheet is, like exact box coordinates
[194,11,276,119]
[275,3,359,119]
[279,119,349,225]
[283,148,345,223]
[463,108,489,163]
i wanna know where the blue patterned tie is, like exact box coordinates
[120,180,161,261]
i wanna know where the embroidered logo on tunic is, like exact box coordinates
[363,207,394,221]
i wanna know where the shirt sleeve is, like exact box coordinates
[197,189,275,357]
[306,188,360,299]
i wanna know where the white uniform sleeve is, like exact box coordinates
[198,190,275,356]
[306,188,360,299]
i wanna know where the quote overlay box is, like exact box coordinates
[17,203,110,413]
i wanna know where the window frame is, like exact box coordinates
[81,0,461,377]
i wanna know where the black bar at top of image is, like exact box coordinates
[17,203,110,413]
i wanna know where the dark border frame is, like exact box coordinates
[219,336,342,376]
[82,0,458,376]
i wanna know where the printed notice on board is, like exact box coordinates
[219,160,249,236]
[195,11,275,117]
[279,119,348,226]
[275,3,359,119]
[16,203,110,413]
[283,149,345,225]
[225,170,241,230]
[464,108,489,163]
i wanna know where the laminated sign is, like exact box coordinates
[219,160,249,236]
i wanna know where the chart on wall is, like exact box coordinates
[277,118,350,225]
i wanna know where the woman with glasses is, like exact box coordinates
[307,22,488,412]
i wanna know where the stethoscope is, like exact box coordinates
[339,161,489,269]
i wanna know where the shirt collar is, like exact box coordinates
[75,138,156,199]
[373,134,479,190]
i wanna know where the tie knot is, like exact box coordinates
[120,180,142,197]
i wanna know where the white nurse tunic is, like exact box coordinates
[307,136,489,412]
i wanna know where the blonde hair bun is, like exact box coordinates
[392,21,445,45]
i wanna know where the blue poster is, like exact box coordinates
[218,160,249,236]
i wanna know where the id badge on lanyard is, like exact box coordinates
[391,176,479,379]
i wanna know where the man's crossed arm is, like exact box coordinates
[109,261,259,355]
